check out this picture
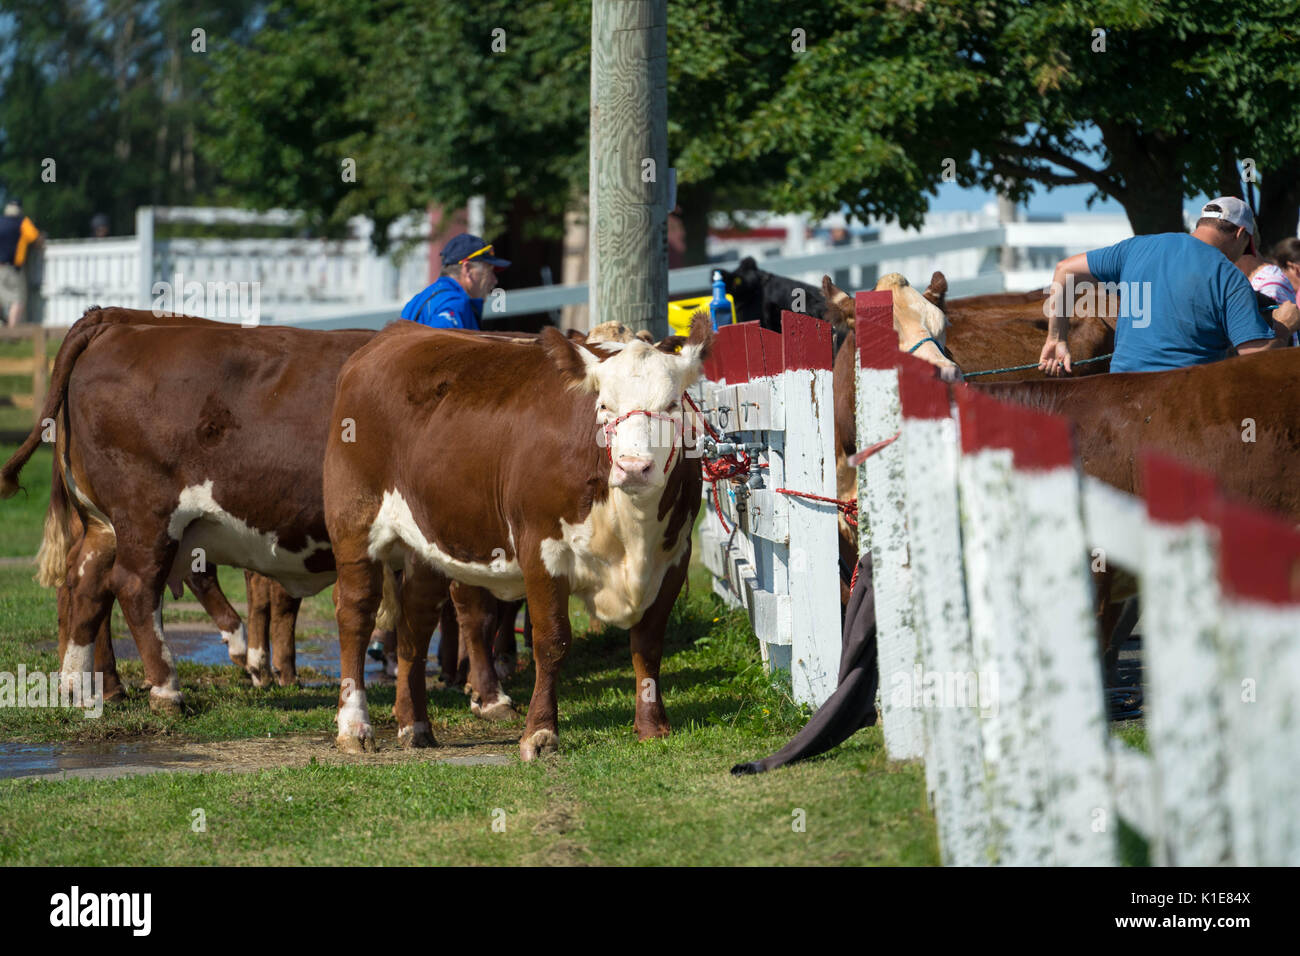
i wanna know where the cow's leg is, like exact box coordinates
[188,565,248,670]
[334,555,383,752]
[60,533,121,704]
[108,536,184,715]
[393,563,446,747]
[629,550,690,741]
[493,599,521,679]
[452,584,516,721]
[242,571,272,687]
[437,601,461,685]
[519,570,571,761]
[267,579,302,687]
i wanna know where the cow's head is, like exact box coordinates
[820,274,960,382]
[716,256,765,324]
[543,313,713,493]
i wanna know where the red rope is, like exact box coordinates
[774,487,859,528]
[684,391,753,534]
[849,560,861,594]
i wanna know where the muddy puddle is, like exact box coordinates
[0,729,515,782]
[106,623,445,682]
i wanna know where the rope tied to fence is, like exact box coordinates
[685,391,903,537]
[962,352,1113,379]
[683,391,755,534]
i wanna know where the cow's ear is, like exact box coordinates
[923,271,948,311]
[679,311,713,381]
[542,325,601,392]
[822,276,854,332]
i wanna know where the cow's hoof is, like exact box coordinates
[335,730,376,754]
[397,722,437,748]
[274,671,299,688]
[247,648,270,688]
[148,691,184,716]
[519,729,559,761]
[471,694,518,722]
[102,684,128,703]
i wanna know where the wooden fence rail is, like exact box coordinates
[0,325,57,439]
[693,313,842,708]
[855,292,1300,866]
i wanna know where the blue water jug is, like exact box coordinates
[709,270,731,330]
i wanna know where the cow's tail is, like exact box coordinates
[0,309,106,499]
[374,563,400,631]
[34,453,70,588]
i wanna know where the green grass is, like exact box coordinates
[0,334,56,437]
[0,513,939,864]
[0,444,52,557]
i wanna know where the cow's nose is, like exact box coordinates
[939,363,963,384]
[616,456,655,480]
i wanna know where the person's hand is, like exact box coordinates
[1274,301,1300,334]
[1038,337,1072,376]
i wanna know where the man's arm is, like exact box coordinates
[1039,252,1098,376]
[1236,301,1300,354]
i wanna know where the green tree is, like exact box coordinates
[697,0,1300,240]
[0,0,264,237]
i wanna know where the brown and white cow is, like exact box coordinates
[323,316,711,759]
[0,312,383,711]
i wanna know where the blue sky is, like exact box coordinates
[928,126,1218,217]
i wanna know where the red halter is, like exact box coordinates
[602,400,684,475]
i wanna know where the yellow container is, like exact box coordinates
[667,293,735,336]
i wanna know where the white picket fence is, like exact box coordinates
[39,206,429,327]
[693,314,843,707]
[853,289,1300,866]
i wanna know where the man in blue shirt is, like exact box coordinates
[402,233,511,329]
[1040,197,1300,375]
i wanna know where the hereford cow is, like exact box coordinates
[323,316,711,759]
[20,308,305,691]
[0,313,388,712]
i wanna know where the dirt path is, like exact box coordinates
[4,729,518,783]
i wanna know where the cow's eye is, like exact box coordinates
[666,401,680,412]
[597,402,610,413]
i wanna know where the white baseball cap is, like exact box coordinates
[1200,197,1257,253]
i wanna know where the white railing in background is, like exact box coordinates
[693,314,842,708]
[38,206,429,327]
[35,206,1139,329]
[853,291,1300,866]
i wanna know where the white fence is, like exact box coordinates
[692,314,843,707]
[853,290,1300,866]
[36,205,1139,330]
[39,206,429,327]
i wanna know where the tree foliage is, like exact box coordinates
[4,0,1298,245]
[0,0,262,237]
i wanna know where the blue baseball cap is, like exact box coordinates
[441,233,511,268]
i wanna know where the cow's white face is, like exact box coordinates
[544,316,712,495]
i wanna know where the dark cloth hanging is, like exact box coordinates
[731,552,878,775]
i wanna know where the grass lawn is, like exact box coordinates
[0,453,939,863]
[0,441,1140,866]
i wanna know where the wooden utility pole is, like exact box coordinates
[589,0,669,337]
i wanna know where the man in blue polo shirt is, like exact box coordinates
[1039,197,1300,375]
[401,233,511,329]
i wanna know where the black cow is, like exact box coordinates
[717,256,827,332]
